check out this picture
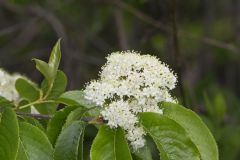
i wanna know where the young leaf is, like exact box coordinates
[17,122,53,160]
[90,125,132,160]
[15,78,40,102]
[48,39,61,77]
[47,106,78,145]
[33,59,53,83]
[139,112,200,160]
[33,39,62,85]
[54,121,85,160]
[41,70,67,99]
[161,102,219,160]
[0,107,19,160]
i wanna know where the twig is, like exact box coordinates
[105,0,240,54]
[16,112,52,119]
[15,111,103,123]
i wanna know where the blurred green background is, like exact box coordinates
[1,0,240,159]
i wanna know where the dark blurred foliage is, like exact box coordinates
[1,0,240,159]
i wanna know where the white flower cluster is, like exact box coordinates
[0,68,22,102]
[84,51,177,151]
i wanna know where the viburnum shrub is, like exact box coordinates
[0,39,218,160]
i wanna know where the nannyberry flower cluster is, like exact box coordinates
[84,51,177,151]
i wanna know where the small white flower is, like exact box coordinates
[84,51,178,151]
[101,100,137,129]
[126,127,146,151]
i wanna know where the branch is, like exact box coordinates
[16,112,52,119]
[15,111,104,123]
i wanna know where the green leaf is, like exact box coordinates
[34,102,58,115]
[63,107,88,128]
[78,126,85,160]
[58,91,101,117]
[48,39,61,77]
[33,39,62,84]
[15,78,40,102]
[17,122,53,160]
[47,106,78,145]
[42,70,67,99]
[22,116,45,131]
[90,125,132,160]
[54,121,85,160]
[0,96,14,108]
[58,90,93,108]
[139,112,200,160]
[0,107,19,160]
[16,141,29,160]
[161,102,219,160]
[33,59,53,83]
[17,100,31,113]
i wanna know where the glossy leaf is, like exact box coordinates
[22,116,44,131]
[0,107,19,160]
[63,107,88,128]
[90,125,132,160]
[54,121,85,160]
[17,122,53,160]
[58,90,100,116]
[16,141,29,160]
[139,112,200,160]
[47,106,78,145]
[48,39,61,78]
[58,90,93,107]
[34,102,57,115]
[161,102,219,160]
